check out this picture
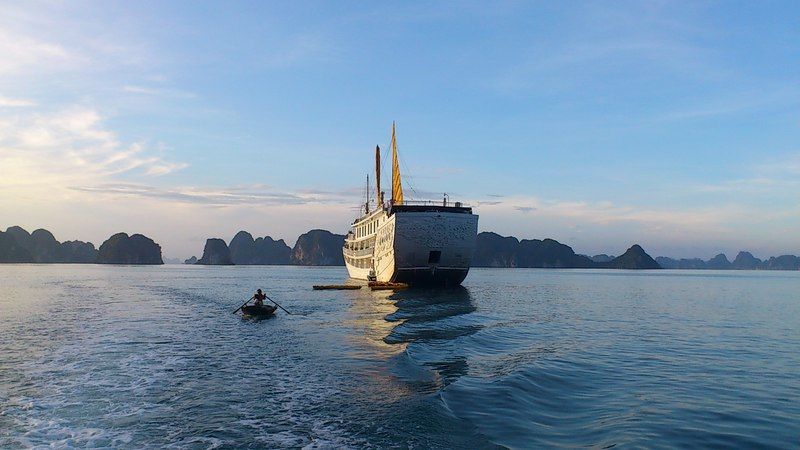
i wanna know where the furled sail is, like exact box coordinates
[391,122,404,204]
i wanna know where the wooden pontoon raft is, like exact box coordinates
[368,282,409,291]
[312,285,363,290]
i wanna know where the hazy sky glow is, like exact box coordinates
[1,1,798,259]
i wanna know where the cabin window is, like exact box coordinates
[428,251,441,264]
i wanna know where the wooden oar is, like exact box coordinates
[264,294,293,315]
[232,296,254,314]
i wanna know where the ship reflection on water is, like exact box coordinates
[382,287,482,388]
[343,286,482,392]
[383,287,480,344]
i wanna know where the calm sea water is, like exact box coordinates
[0,265,798,449]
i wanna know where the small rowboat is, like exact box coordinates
[241,304,277,317]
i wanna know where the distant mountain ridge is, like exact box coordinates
[3,226,98,263]
[474,232,660,269]
[194,229,345,266]
[3,224,796,270]
[656,251,800,270]
[183,230,663,269]
[0,226,162,264]
[228,231,292,265]
[195,230,658,268]
[600,244,661,269]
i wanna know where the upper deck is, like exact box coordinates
[389,200,473,215]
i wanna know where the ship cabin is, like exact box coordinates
[343,208,385,271]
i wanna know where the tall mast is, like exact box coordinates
[375,145,382,207]
[391,122,404,205]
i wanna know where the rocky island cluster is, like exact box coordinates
[0,226,163,264]
[473,232,660,269]
[656,252,800,271]
[189,230,345,266]
[186,229,661,269]
[2,224,796,270]
[180,229,800,271]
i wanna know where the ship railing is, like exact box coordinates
[389,199,471,208]
[344,247,374,258]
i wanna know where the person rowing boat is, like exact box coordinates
[239,289,276,317]
[253,288,266,307]
[232,289,293,316]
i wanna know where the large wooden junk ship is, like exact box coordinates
[342,124,478,286]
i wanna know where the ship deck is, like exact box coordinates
[389,203,472,215]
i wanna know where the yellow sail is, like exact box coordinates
[391,122,404,204]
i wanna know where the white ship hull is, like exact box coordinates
[344,205,478,286]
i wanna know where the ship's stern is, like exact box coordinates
[385,208,478,286]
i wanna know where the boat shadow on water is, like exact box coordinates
[382,286,483,387]
[240,314,277,322]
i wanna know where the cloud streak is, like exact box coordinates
[70,183,357,206]
[0,28,76,75]
[477,195,746,232]
[123,85,198,99]
[0,95,36,107]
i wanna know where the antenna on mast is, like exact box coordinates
[375,145,382,207]
[365,174,370,214]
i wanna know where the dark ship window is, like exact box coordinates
[428,251,441,264]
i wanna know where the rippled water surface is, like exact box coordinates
[1,265,799,448]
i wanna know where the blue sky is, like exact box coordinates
[1,1,798,259]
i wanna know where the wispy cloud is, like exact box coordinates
[0,29,76,75]
[123,85,198,99]
[70,183,357,206]
[757,152,800,176]
[256,33,341,68]
[0,1,157,76]
[478,195,746,232]
[490,16,718,96]
[652,87,800,123]
[0,95,36,107]
[0,107,187,193]
[694,152,800,194]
